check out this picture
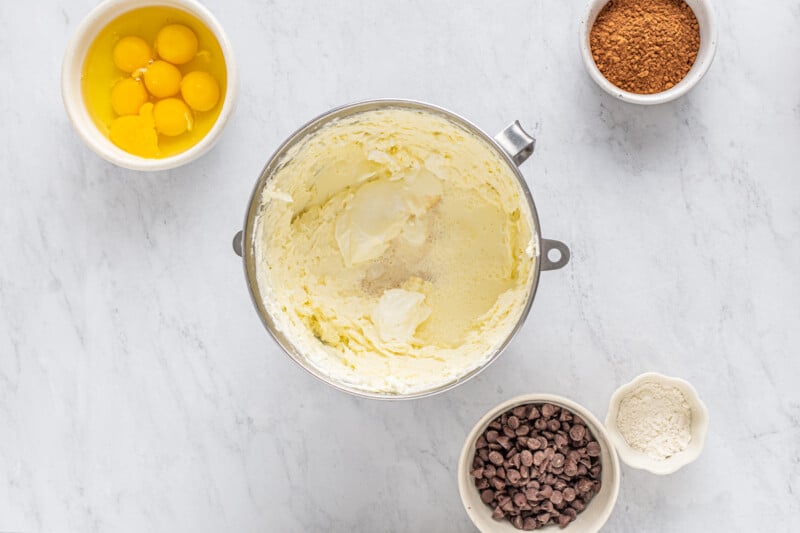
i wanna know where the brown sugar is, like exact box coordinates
[590,0,701,94]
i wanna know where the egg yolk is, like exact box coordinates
[153,98,193,136]
[112,36,152,73]
[180,71,220,112]
[110,78,149,116]
[155,24,198,65]
[143,60,182,98]
[109,103,159,157]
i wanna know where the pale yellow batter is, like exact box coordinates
[254,108,535,394]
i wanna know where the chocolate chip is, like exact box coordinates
[513,492,527,507]
[511,515,523,529]
[564,462,578,477]
[489,451,505,465]
[486,430,499,443]
[471,467,484,478]
[550,490,563,505]
[520,450,533,467]
[511,453,522,469]
[508,415,520,429]
[541,404,556,418]
[533,450,545,466]
[551,453,565,469]
[547,419,561,432]
[507,469,522,484]
[563,487,576,502]
[484,464,496,478]
[491,477,506,491]
[481,489,495,504]
[586,441,601,457]
[569,425,586,442]
[516,425,531,436]
[492,505,505,520]
[496,435,512,450]
[576,478,593,493]
[523,517,537,530]
[512,405,527,418]
[557,513,572,528]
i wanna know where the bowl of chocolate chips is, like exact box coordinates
[458,395,620,532]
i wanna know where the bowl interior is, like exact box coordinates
[62,0,236,170]
[605,373,709,475]
[242,100,545,400]
[581,0,718,104]
[458,395,620,532]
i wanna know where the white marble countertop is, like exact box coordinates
[2,0,799,531]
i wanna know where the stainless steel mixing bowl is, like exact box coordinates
[233,99,570,399]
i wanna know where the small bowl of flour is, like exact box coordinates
[605,372,709,474]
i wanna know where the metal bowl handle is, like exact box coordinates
[233,230,244,257]
[494,121,536,165]
[540,239,570,271]
[494,122,569,272]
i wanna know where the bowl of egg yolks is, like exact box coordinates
[62,0,237,171]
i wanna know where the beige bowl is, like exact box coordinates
[458,394,620,532]
[605,372,709,475]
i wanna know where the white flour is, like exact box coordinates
[616,381,693,460]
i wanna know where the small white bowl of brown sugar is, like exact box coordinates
[580,0,718,104]
[605,372,709,475]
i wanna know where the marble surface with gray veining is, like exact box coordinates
[1,0,799,531]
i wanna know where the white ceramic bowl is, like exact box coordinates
[61,0,238,171]
[580,0,718,105]
[458,394,620,533]
[605,372,709,475]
